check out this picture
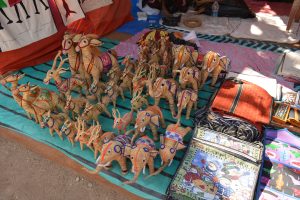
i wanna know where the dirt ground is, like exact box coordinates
[0,135,130,200]
[0,32,134,200]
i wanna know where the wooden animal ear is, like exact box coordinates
[150,150,158,158]
[219,56,231,71]
[90,39,103,46]
[17,73,25,80]
[160,134,165,145]
[59,68,69,74]
[72,34,82,42]
[177,143,186,150]
[150,115,160,127]
[30,85,39,91]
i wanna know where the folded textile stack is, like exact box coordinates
[168,127,263,200]
[276,51,300,82]
[257,128,300,200]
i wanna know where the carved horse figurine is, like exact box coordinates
[102,81,125,108]
[61,32,91,87]
[60,119,77,146]
[44,51,86,97]
[74,34,120,94]
[130,90,149,111]
[42,110,69,140]
[112,108,134,134]
[64,95,87,119]
[87,131,115,159]
[81,102,111,123]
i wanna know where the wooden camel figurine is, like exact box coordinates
[44,51,86,97]
[15,83,65,128]
[61,32,91,88]
[74,34,120,95]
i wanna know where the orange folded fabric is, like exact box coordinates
[211,79,273,130]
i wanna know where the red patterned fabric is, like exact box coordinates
[211,79,273,130]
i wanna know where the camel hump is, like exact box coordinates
[146,105,163,118]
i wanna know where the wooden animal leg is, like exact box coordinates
[94,149,99,159]
[80,142,84,150]
[168,97,176,117]
[154,98,160,106]
[49,128,54,137]
[26,112,32,120]
[186,103,193,120]
[55,128,64,140]
[160,116,166,128]
[211,74,218,87]
[150,124,158,141]
[117,157,128,175]
[88,145,94,152]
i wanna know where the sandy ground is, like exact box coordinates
[0,32,134,200]
[0,135,129,200]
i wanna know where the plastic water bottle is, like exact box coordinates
[212,1,219,17]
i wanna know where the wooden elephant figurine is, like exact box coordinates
[177,89,198,122]
[85,135,131,175]
[133,105,166,142]
[199,51,230,88]
[124,136,158,184]
[173,66,200,92]
[147,77,178,117]
[148,123,191,178]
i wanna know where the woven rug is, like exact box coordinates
[0,38,219,199]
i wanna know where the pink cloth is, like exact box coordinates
[114,29,293,89]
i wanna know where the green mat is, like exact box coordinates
[0,38,219,199]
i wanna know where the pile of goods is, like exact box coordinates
[1,29,229,185]
[1,29,299,200]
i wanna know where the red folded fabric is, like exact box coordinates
[211,79,273,130]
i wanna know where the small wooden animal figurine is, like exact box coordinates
[43,51,86,97]
[42,110,68,140]
[74,118,99,151]
[133,105,166,142]
[64,95,87,119]
[14,83,48,127]
[87,131,115,159]
[132,67,148,96]
[102,81,125,108]
[62,32,91,87]
[86,81,106,102]
[1,73,33,119]
[200,51,230,88]
[74,34,120,95]
[173,66,200,92]
[147,77,178,117]
[112,108,134,134]
[60,119,77,146]
[177,89,198,121]
[148,123,191,178]
[124,136,158,184]
[86,135,131,175]
[107,66,122,84]
[81,102,111,122]
[120,64,134,95]
[121,55,137,72]
[130,90,149,111]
